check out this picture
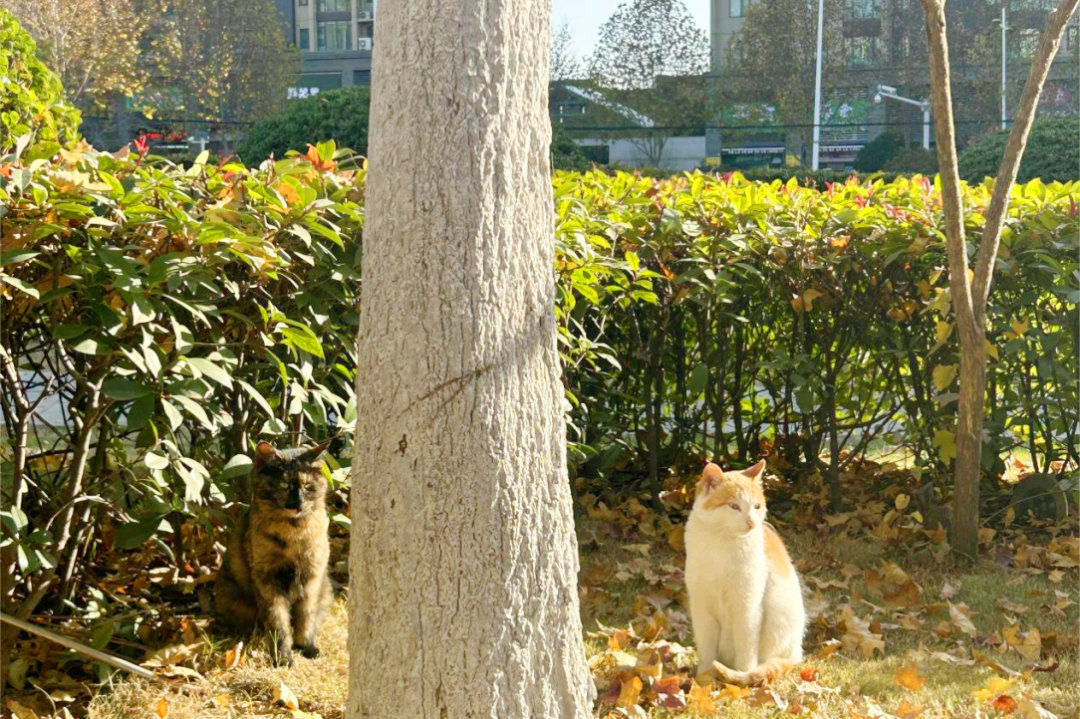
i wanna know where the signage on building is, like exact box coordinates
[286,87,322,100]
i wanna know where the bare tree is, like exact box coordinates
[346,0,593,716]
[918,0,1079,559]
[588,0,709,90]
[551,18,582,82]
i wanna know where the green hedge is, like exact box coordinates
[960,116,1080,184]
[2,142,1077,625]
[0,9,81,156]
[237,86,372,164]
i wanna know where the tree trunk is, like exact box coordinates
[346,0,592,716]
[918,0,1077,560]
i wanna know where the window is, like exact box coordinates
[845,36,882,66]
[1018,28,1040,58]
[847,0,879,18]
[354,69,371,85]
[317,0,349,11]
[299,0,308,5]
[730,0,745,17]
[1068,25,1079,53]
[317,20,351,51]
[299,28,310,50]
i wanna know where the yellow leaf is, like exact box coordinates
[895,493,911,511]
[275,680,300,711]
[1009,317,1029,337]
[616,674,643,708]
[790,288,824,314]
[213,694,231,707]
[1003,624,1041,661]
[985,339,999,361]
[932,364,958,392]
[934,429,957,463]
[973,676,1013,703]
[934,321,953,344]
[894,663,926,691]
[718,683,751,701]
[5,700,41,719]
[155,698,169,718]
[688,681,717,714]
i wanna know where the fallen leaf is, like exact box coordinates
[1003,625,1041,662]
[5,700,41,719]
[275,680,300,711]
[616,675,643,709]
[224,641,245,669]
[992,695,1019,714]
[940,581,960,599]
[155,698,169,718]
[948,602,978,637]
[1016,697,1060,719]
[800,666,819,682]
[213,694,231,707]
[996,598,1030,615]
[840,606,885,658]
[688,681,716,714]
[894,663,926,691]
[974,676,1013,703]
[896,699,925,719]
[718,683,751,702]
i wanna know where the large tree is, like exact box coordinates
[346,0,592,716]
[919,0,1079,559]
[3,0,148,108]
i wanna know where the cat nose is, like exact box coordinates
[745,520,756,531]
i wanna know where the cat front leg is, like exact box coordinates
[259,587,295,667]
[293,575,332,658]
[690,605,722,675]
[730,604,762,671]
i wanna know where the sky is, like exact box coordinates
[551,0,710,63]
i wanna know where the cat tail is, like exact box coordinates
[711,657,792,687]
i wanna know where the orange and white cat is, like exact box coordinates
[685,460,806,686]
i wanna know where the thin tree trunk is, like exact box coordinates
[346,0,592,716]
[918,0,1077,560]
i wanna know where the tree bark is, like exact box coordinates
[918,0,1078,560]
[346,0,592,716]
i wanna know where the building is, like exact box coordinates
[273,0,376,97]
[708,0,1079,169]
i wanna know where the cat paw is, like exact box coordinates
[297,644,321,659]
[273,646,295,667]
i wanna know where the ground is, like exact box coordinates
[7,466,1079,719]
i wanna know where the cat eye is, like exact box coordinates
[754,503,761,509]
[305,484,316,492]
[728,502,740,511]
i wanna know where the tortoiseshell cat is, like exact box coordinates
[214,441,333,666]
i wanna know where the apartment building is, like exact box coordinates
[274,0,376,96]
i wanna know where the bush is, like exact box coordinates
[884,148,938,174]
[237,86,371,164]
[2,153,1076,653]
[854,130,906,173]
[0,9,81,156]
[551,121,590,171]
[960,116,1080,183]
[1,141,363,632]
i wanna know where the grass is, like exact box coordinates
[79,512,1079,719]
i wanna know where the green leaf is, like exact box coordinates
[186,357,234,388]
[238,379,274,416]
[173,395,214,429]
[102,378,153,401]
[688,363,709,397]
[144,451,170,470]
[0,275,39,299]
[281,327,324,358]
[131,295,155,325]
[114,516,168,550]
[162,400,184,432]
[220,454,253,479]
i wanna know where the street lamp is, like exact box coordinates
[810,0,825,170]
[873,84,931,151]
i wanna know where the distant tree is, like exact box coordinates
[959,116,1080,183]
[238,86,371,163]
[551,19,581,81]
[724,0,844,154]
[586,0,710,165]
[4,0,148,109]
[131,0,297,144]
[588,0,709,90]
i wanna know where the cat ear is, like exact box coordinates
[297,439,332,463]
[742,459,767,485]
[698,462,725,492]
[255,441,278,464]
